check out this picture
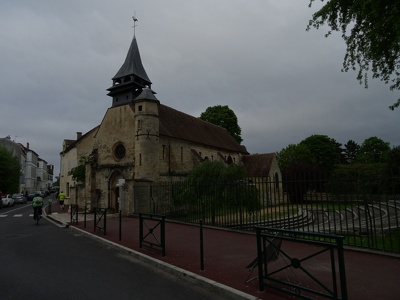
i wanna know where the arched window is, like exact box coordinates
[113,143,126,161]
[275,172,279,190]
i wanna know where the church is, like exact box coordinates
[59,31,281,215]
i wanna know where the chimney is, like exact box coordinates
[27,142,29,149]
[77,132,82,139]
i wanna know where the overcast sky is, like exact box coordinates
[1,0,398,178]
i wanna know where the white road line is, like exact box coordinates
[0,215,7,217]
[13,214,23,217]
[2,204,31,214]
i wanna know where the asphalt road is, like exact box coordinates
[0,203,225,300]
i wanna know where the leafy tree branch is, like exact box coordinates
[68,156,86,183]
[308,0,400,110]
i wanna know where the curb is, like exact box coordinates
[66,222,260,300]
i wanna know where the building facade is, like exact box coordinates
[0,137,54,193]
[60,33,281,214]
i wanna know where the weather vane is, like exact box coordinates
[132,13,138,36]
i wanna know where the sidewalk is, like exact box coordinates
[46,204,400,300]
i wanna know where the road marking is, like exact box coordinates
[0,214,37,218]
[2,204,31,214]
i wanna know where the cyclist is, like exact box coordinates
[32,193,43,221]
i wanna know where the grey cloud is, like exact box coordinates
[0,0,398,177]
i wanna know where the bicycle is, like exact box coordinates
[33,207,42,225]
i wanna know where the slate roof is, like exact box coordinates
[63,140,75,149]
[242,153,275,177]
[158,104,248,154]
[112,36,151,83]
[62,126,99,154]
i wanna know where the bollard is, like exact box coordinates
[84,205,87,228]
[200,219,204,271]
[119,210,122,241]
[94,208,97,233]
[48,198,52,214]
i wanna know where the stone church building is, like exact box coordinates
[60,33,281,215]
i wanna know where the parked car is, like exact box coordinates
[1,194,15,207]
[12,193,27,204]
[26,193,36,201]
[35,191,45,198]
[50,187,58,193]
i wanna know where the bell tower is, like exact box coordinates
[134,87,160,181]
[107,18,153,107]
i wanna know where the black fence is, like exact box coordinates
[139,213,166,256]
[70,204,79,224]
[94,207,107,235]
[134,174,400,253]
[254,227,347,300]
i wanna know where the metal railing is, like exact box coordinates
[254,227,347,300]
[139,213,166,256]
[94,207,107,235]
[70,204,79,224]
[132,174,400,253]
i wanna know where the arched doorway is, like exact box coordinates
[109,171,123,213]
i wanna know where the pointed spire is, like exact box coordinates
[107,31,154,107]
[112,36,151,83]
[135,86,158,101]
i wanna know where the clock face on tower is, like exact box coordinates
[114,143,126,160]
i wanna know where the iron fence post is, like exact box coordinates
[84,205,86,228]
[119,210,122,241]
[94,208,97,233]
[104,208,107,235]
[256,227,264,292]
[161,215,166,257]
[139,213,143,248]
[200,219,204,271]
[77,205,79,224]
[337,237,348,300]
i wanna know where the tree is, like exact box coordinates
[386,146,400,175]
[357,137,390,163]
[199,105,243,144]
[53,176,60,187]
[277,144,316,171]
[331,138,346,164]
[172,161,260,222]
[68,156,86,183]
[385,146,400,193]
[326,163,387,194]
[343,140,360,164]
[308,0,400,110]
[277,135,340,203]
[300,134,339,174]
[0,146,20,193]
[277,144,320,203]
